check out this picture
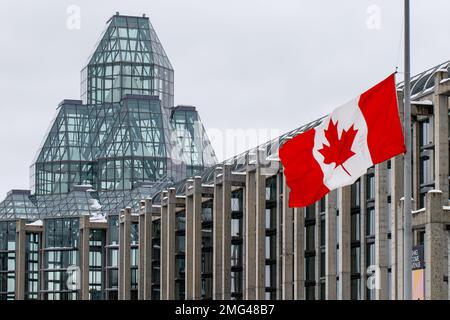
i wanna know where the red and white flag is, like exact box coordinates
[279,74,405,208]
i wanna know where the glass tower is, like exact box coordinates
[1,13,216,219]
[81,14,173,108]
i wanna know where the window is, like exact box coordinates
[320,215,325,247]
[89,229,104,300]
[306,205,315,219]
[366,174,375,200]
[201,204,213,299]
[305,285,315,300]
[366,242,376,300]
[351,179,361,208]
[305,256,315,282]
[25,233,39,300]
[0,222,16,300]
[265,208,276,230]
[43,218,80,300]
[387,161,392,193]
[419,119,431,147]
[202,205,212,223]
[351,278,361,300]
[231,219,241,238]
[419,156,433,185]
[231,271,242,298]
[265,177,277,298]
[320,251,326,278]
[351,212,360,242]
[231,198,240,212]
[305,225,315,251]
[319,197,326,213]
[176,211,185,231]
[351,247,360,274]
[366,208,375,237]
[366,243,375,267]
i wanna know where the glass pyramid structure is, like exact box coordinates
[0,13,216,219]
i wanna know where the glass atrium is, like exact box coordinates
[0,14,217,220]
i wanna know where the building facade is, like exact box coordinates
[1,13,450,300]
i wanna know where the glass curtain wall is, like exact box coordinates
[43,218,79,300]
[201,200,213,299]
[175,210,185,300]
[25,233,40,300]
[350,179,361,300]
[171,107,217,177]
[265,177,277,300]
[418,117,434,208]
[366,172,376,300]
[89,229,105,300]
[130,223,139,299]
[304,204,316,300]
[231,189,244,300]
[106,215,119,299]
[152,219,161,299]
[0,221,16,300]
[319,197,326,300]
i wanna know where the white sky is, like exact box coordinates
[0,0,450,199]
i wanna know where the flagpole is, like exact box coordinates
[403,0,412,300]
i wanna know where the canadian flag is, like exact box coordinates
[279,74,406,208]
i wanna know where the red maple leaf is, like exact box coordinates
[318,120,358,176]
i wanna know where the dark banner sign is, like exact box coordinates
[412,244,425,300]
[412,244,424,270]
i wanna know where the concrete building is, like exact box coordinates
[1,12,450,300]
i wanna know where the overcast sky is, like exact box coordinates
[0,0,449,199]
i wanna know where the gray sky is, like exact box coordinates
[1,0,450,199]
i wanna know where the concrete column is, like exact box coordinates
[391,91,405,300]
[434,71,449,201]
[166,188,176,300]
[275,173,283,300]
[281,174,294,300]
[434,70,449,299]
[213,168,223,300]
[359,175,367,300]
[447,231,450,300]
[185,180,194,299]
[15,220,26,300]
[396,199,404,300]
[315,203,321,300]
[119,208,132,300]
[192,177,203,299]
[375,163,389,300]
[79,215,90,300]
[425,190,445,300]
[221,165,232,299]
[325,191,337,300]
[244,169,256,299]
[255,168,266,300]
[293,207,305,300]
[160,191,168,300]
[338,186,351,300]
